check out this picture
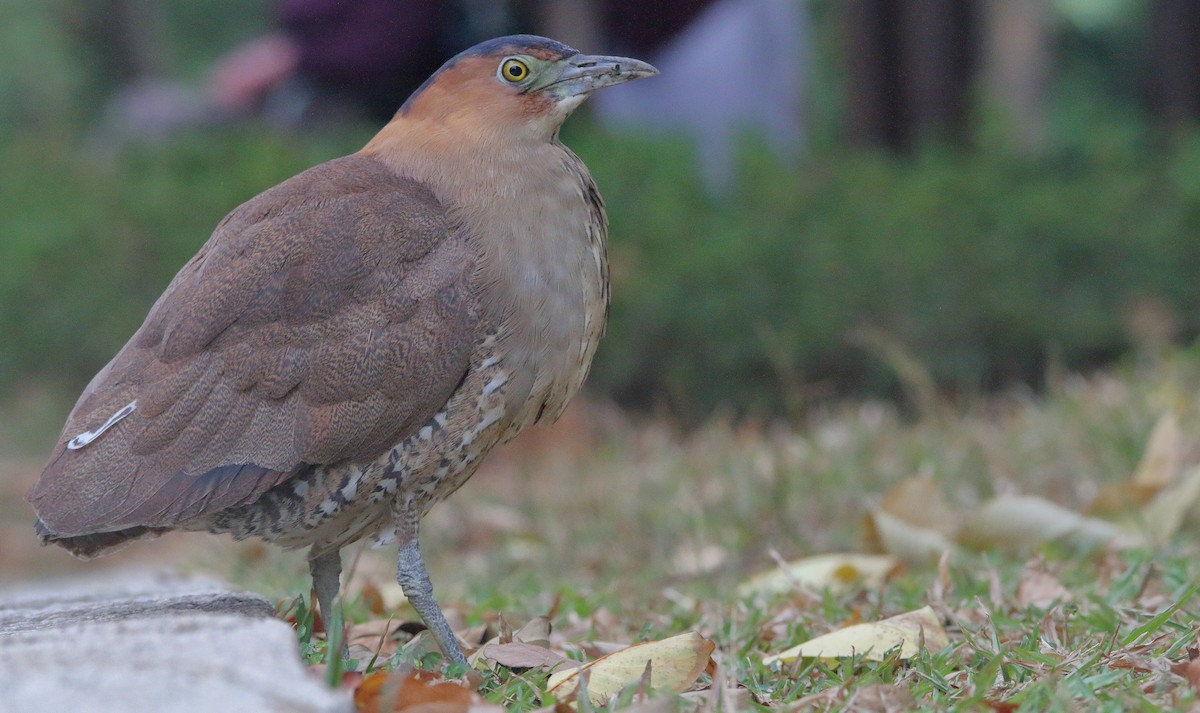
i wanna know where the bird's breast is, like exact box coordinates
[363,134,609,435]
[467,144,609,434]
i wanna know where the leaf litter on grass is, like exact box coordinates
[233,355,1200,711]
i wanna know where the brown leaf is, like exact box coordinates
[360,580,387,617]
[605,698,679,713]
[843,683,916,712]
[513,615,552,645]
[355,670,478,713]
[1171,648,1200,691]
[880,475,959,536]
[347,618,409,660]
[307,664,363,689]
[468,616,558,671]
[477,642,574,671]
[1014,562,1071,610]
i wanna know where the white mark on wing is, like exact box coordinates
[67,401,137,450]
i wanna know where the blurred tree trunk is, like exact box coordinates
[844,0,978,151]
[534,0,602,55]
[844,0,901,148]
[1148,0,1200,126]
[981,0,1052,153]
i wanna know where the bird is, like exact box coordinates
[26,35,657,664]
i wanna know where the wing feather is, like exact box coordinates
[29,154,477,537]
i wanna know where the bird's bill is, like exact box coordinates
[534,53,659,99]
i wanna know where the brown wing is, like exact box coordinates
[28,154,477,537]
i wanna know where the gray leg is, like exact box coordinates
[397,538,467,664]
[308,548,342,636]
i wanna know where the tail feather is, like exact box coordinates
[36,519,169,559]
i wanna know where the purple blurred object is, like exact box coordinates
[278,0,445,120]
[594,0,809,192]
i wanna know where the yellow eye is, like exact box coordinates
[500,58,530,83]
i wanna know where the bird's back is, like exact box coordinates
[29,154,480,555]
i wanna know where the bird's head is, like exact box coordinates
[394,35,658,141]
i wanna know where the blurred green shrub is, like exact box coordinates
[0,128,366,393]
[6,125,1200,420]
[576,128,1200,417]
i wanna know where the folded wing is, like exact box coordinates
[29,154,477,537]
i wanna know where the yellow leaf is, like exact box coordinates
[544,632,714,706]
[1140,466,1200,544]
[1132,413,1183,488]
[737,553,898,597]
[864,509,957,564]
[1087,481,1166,519]
[957,494,1138,551]
[1090,413,1183,518]
[763,605,948,664]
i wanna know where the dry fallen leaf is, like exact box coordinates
[738,553,899,597]
[359,580,388,617]
[512,615,552,646]
[763,605,949,664]
[1139,466,1200,544]
[879,475,960,536]
[843,683,917,712]
[1014,561,1071,610]
[670,542,728,576]
[957,494,1137,551]
[864,509,957,564]
[346,618,408,661]
[545,631,715,706]
[1171,648,1200,692]
[1090,413,1184,518]
[1132,412,1184,489]
[861,475,959,564]
[469,615,558,671]
[355,669,479,713]
[477,642,574,672]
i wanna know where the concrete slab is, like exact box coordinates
[0,570,352,713]
[0,569,276,635]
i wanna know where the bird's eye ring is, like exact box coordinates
[499,58,530,83]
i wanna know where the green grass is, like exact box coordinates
[198,347,1200,711]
